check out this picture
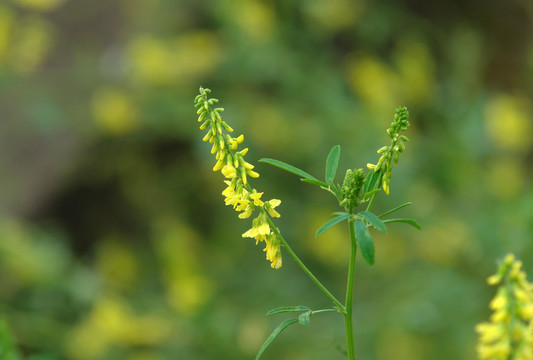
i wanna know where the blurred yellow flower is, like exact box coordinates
[302,0,363,32]
[96,239,139,290]
[476,254,533,360]
[11,16,54,74]
[66,295,171,359]
[0,6,14,63]
[484,157,525,200]
[152,219,214,314]
[393,40,435,103]
[128,32,221,85]
[485,95,532,152]
[92,87,139,134]
[233,0,275,42]
[11,0,67,12]
[346,54,399,115]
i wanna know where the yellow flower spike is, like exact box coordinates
[195,88,282,269]
[476,253,533,360]
[221,164,237,178]
[249,192,264,206]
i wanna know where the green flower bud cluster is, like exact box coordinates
[476,254,533,360]
[367,106,410,195]
[340,168,365,209]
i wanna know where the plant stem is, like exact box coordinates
[344,218,358,359]
[265,216,346,313]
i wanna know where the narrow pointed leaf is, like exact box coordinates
[299,311,311,326]
[316,213,353,237]
[363,189,380,201]
[325,145,341,184]
[256,318,299,360]
[267,306,311,316]
[362,169,381,195]
[359,211,387,233]
[332,211,351,216]
[301,179,329,188]
[382,218,421,230]
[354,221,375,265]
[378,202,413,218]
[260,158,318,181]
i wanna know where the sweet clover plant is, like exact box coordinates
[195,86,442,359]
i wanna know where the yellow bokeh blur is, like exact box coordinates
[66,295,171,359]
[484,156,526,200]
[11,0,66,12]
[346,53,399,118]
[128,31,221,86]
[92,87,139,135]
[485,94,533,152]
[232,0,276,42]
[302,0,363,32]
[96,238,139,290]
[0,6,14,63]
[152,219,214,315]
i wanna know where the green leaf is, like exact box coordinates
[301,179,329,188]
[256,318,299,360]
[354,221,375,265]
[267,306,311,316]
[378,202,413,218]
[359,211,387,233]
[363,189,380,201]
[299,311,311,326]
[260,158,318,181]
[329,182,342,200]
[325,145,341,184]
[382,218,421,230]
[316,213,353,237]
[362,169,381,195]
[332,211,350,216]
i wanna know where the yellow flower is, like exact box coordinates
[249,192,264,206]
[476,253,533,360]
[222,164,237,178]
[264,235,282,269]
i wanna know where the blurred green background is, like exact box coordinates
[1,0,533,359]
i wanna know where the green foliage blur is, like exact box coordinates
[1,0,533,359]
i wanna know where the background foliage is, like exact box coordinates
[1,0,533,359]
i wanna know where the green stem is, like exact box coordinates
[344,217,358,359]
[265,216,346,313]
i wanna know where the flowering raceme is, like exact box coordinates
[476,253,533,360]
[367,106,410,195]
[194,87,282,269]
